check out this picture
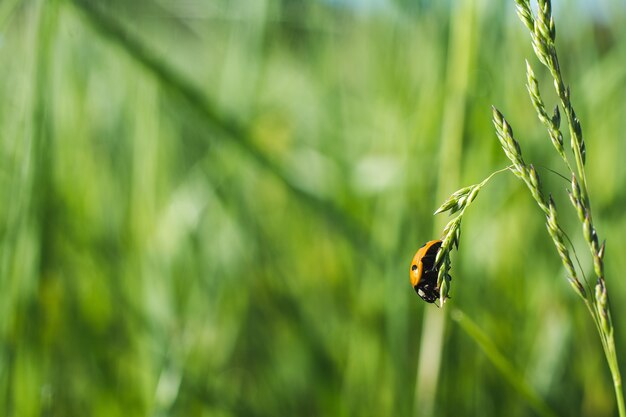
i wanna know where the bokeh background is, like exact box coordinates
[1,0,626,416]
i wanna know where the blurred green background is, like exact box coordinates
[1,0,626,416]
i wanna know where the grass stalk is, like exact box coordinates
[433,0,624,414]
[414,1,477,415]
[515,0,625,414]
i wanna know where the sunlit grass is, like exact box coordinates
[0,1,625,416]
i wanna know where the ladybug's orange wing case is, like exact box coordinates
[410,244,427,287]
[410,240,441,287]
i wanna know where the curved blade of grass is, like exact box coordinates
[451,309,558,417]
[67,0,383,265]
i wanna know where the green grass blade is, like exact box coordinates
[451,309,558,417]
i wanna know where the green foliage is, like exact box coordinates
[1,0,626,416]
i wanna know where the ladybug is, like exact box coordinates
[410,240,442,303]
